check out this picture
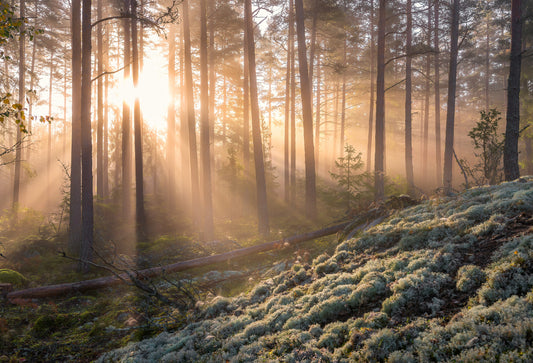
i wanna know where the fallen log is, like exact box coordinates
[7,221,353,300]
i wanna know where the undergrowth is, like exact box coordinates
[97,178,533,362]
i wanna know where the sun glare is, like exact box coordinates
[110,56,170,132]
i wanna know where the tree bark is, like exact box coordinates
[122,1,132,220]
[443,0,460,194]
[485,15,490,111]
[80,0,94,272]
[208,5,216,196]
[69,0,82,254]
[167,24,176,209]
[340,37,346,156]
[503,0,522,181]
[295,0,317,219]
[289,0,296,203]
[422,4,431,181]
[284,0,291,202]
[374,0,386,201]
[404,0,414,193]
[13,0,25,216]
[243,17,251,174]
[131,0,146,239]
[183,0,201,227]
[434,0,442,186]
[244,0,270,234]
[96,0,104,200]
[48,51,53,209]
[315,49,321,172]
[200,0,214,239]
[367,0,375,173]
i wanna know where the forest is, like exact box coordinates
[0,0,533,361]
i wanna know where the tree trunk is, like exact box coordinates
[200,0,214,239]
[315,49,321,172]
[434,0,442,186]
[69,0,82,254]
[404,0,414,193]
[284,0,292,202]
[48,51,53,209]
[131,0,145,239]
[243,18,251,174]
[443,0,460,194]
[96,0,104,200]
[183,0,200,227]
[27,33,36,164]
[208,5,216,196]
[367,0,375,173]
[423,4,431,181]
[504,0,522,181]
[13,0,25,216]
[374,0,386,201]
[340,37,346,156]
[485,16,490,111]
[244,0,269,235]
[289,0,296,204]
[80,0,94,273]
[167,24,176,209]
[122,2,132,220]
[295,0,317,219]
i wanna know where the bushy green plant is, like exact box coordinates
[456,265,486,292]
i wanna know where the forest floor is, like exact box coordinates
[0,203,340,362]
[3,179,533,361]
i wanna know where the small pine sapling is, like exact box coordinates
[330,145,368,210]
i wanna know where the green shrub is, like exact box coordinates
[0,269,28,288]
[456,265,486,292]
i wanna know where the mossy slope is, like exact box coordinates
[99,179,533,362]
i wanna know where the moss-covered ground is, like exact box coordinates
[3,179,533,361]
[97,178,533,362]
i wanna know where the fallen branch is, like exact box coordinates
[7,221,352,300]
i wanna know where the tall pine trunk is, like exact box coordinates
[121,3,132,220]
[284,0,292,202]
[244,0,269,234]
[295,0,317,218]
[374,0,386,201]
[200,0,214,239]
[69,0,82,253]
[315,49,321,172]
[443,0,460,194]
[96,0,104,200]
[367,0,375,172]
[80,0,94,272]
[243,19,250,174]
[434,0,442,185]
[503,0,522,181]
[167,24,176,209]
[404,0,414,193]
[423,5,431,181]
[131,0,145,238]
[13,0,25,217]
[183,0,200,227]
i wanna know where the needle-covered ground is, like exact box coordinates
[99,178,533,362]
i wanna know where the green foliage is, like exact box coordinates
[0,268,27,287]
[466,109,505,185]
[456,265,486,292]
[329,144,369,209]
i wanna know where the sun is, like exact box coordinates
[109,55,171,132]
